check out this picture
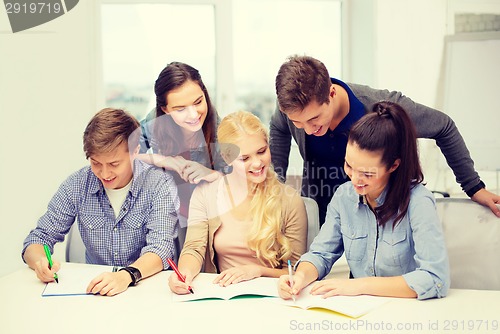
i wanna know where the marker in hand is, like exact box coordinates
[167,258,194,294]
[287,260,295,302]
[43,244,59,283]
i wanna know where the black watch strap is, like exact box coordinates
[119,266,142,286]
[466,180,485,198]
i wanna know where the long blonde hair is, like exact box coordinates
[217,111,291,267]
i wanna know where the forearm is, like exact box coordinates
[296,261,320,286]
[259,266,289,278]
[23,244,46,269]
[376,87,481,192]
[407,100,480,192]
[432,125,481,193]
[357,276,417,298]
[178,253,203,278]
[137,153,166,168]
[129,252,164,279]
[137,153,186,172]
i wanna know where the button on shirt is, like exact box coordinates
[300,182,450,300]
[22,160,179,269]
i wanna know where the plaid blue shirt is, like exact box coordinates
[22,160,179,269]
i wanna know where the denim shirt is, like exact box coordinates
[139,109,226,217]
[300,182,450,300]
[139,109,226,171]
[22,160,179,269]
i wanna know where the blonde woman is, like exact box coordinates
[169,111,308,294]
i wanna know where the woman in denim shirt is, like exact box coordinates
[278,101,450,300]
[138,62,227,247]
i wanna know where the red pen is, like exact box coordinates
[167,258,194,294]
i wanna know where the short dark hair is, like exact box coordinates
[275,55,331,114]
[348,101,424,227]
[83,108,140,159]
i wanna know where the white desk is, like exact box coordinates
[1,262,499,334]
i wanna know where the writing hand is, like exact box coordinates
[278,271,307,300]
[34,257,61,283]
[168,270,194,295]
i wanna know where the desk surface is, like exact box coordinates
[1,263,499,334]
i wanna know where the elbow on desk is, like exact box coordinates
[404,271,450,300]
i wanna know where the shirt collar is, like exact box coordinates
[330,77,366,115]
[355,185,389,209]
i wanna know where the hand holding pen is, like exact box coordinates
[167,258,194,294]
[43,244,59,283]
[278,261,307,301]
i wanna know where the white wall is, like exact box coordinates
[0,2,97,276]
[374,0,447,106]
[370,0,500,195]
[348,0,498,196]
[373,0,451,193]
[347,0,449,193]
[346,0,377,86]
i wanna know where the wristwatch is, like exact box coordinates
[119,266,142,286]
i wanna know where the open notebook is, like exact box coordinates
[42,264,114,297]
[280,285,391,318]
[171,272,280,302]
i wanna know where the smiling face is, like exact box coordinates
[89,142,137,190]
[344,142,399,202]
[287,100,335,136]
[229,133,271,186]
[161,80,208,134]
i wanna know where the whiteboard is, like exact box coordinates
[442,32,500,171]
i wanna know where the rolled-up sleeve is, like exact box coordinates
[141,173,179,270]
[282,188,308,264]
[22,175,77,259]
[180,183,211,268]
[298,194,344,279]
[402,192,450,300]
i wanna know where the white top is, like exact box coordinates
[104,179,132,218]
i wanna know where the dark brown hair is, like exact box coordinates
[153,62,217,167]
[275,55,331,114]
[83,108,140,159]
[348,101,424,227]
